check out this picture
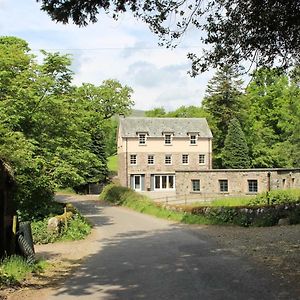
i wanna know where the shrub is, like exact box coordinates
[32,211,92,244]
[250,189,300,206]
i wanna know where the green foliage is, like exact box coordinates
[107,155,118,173]
[59,214,92,241]
[222,118,250,168]
[202,65,246,168]
[0,36,134,220]
[99,184,214,224]
[31,212,92,244]
[209,197,253,207]
[0,255,46,287]
[249,189,300,206]
[244,67,300,168]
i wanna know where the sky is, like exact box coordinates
[0,0,214,111]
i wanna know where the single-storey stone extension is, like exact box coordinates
[176,168,300,197]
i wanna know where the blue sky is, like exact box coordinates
[0,0,214,111]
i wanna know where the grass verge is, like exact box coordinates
[99,184,300,227]
[99,183,217,225]
[0,255,47,288]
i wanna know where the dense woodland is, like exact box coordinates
[1,36,300,220]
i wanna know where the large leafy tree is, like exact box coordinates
[37,0,300,74]
[222,118,250,169]
[0,36,134,219]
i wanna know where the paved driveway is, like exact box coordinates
[46,197,298,300]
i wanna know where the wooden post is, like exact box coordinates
[64,207,68,229]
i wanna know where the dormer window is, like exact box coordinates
[190,134,197,145]
[164,134,172,145]
[138,133,146,145]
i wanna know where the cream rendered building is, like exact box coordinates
[117,117,213,191]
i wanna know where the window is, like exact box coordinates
[165,154,172,165]
[248,180,258,193]
[164,134,172,145]
[130,154,137,165]
[154,175,175,190]
[199,154,205,164]
[182,154,189,164]
[139,133,146,145]
[192,179,200,192]
[148,155,154,165]
[219,180,228,192]
[190,134,197,145]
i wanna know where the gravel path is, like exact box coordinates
[5,195,300,299]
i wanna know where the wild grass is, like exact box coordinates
[0,255,47,287]
[99,184,215,225]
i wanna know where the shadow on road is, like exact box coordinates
[46,201,298,300]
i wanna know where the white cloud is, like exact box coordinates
[0,0,214,111]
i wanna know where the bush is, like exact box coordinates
[32,211,92,244]
[250,189,300,206]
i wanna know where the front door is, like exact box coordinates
[134,175,142,191]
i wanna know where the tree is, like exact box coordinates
[243,67,300,168]
[37,0,300,74]
[222,118,250,169]
[0,36,134,219]
[202,65,246,167]
[145,107,166,117]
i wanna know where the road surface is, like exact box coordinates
[45,197,298,300]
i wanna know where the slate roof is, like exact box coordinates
[119,117,213,138]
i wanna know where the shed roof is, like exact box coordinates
[119,117,213,138]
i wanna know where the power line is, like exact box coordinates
[30,45,202,52]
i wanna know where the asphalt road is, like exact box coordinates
[47,198,299,300]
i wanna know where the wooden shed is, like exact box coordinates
[0,159,16,257]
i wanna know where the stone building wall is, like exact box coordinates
[175,168,300,197]
[121,152,209,189]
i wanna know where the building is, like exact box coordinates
[176,168,300,198]
[117,117,300,198]
[117,117,213,191]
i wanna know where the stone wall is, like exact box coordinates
[175,168,300,197]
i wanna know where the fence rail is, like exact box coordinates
[144,192,254,205]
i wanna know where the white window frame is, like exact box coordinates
[154,175,175,190]
[199,154,205,165]
[130,154,137,165]
[190,134,197,145]
[191,179,200,192]
[148,155,154,165]
[165,154,172,165]
[164,134,172,145]
[182,154,189,165]
[138,133,146,145]
[248,180,258,193]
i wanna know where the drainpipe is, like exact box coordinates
[208,138,212,169]
[125,137,128,187]
[267,172,271,205]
